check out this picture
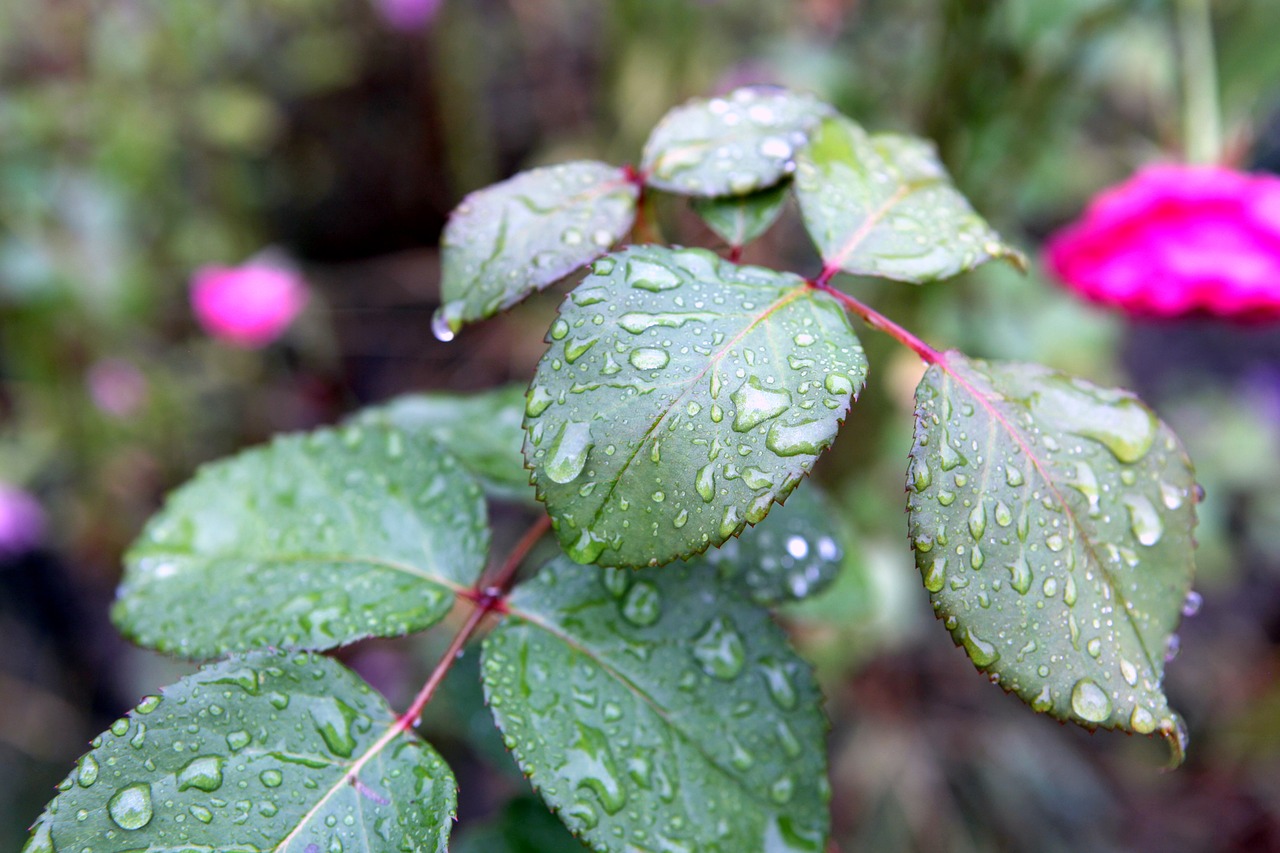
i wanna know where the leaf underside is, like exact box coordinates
[641,86,833,197]
[353,384,536,504]
[113,424,489,659]
[23,651,455,853]
[523,244,866,568]
[794,116,1025,283]
[692,182,790,248]
[436,161,640,335]
[907,353,1196,760]
[482,557,829,853]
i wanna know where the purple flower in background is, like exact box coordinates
[372,0,442,31]
[87,358,148,418]
[190,262,309,349]
[0,484,45,557]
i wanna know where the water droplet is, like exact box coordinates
[923,557,946,593]
[1005,466,1025,487]
[525,385,554,418]
[621,581,661,627]
[592,256,616,275]
[1164,633,1181,662]
[430,308,457,342]
[190,804,214,824]
[785,536,808,559]
[968,503,986,540]
[769,776,795,804]
[766,418,835,457]
[177,755,224,792]
[1182,590,1202,617]
[692,616,747,680]
[1130,705,1157,734]
[260,768,284,788]
[910,457,932,492]
[1120,657,1139,686]
[961,627,999,667]
[1086,637,1103,658]
[544,421,593,484]
[76,754,99,787]
[758,657,798,709]
[1123,493,1163,546]
[629,347,670,370]
[1070,678,1111,723]
[136,695,161,715]
[994,501,1013,527]
[561,228,583,245]
[627,257,683,291]
[825,373,854,395]
[1160,481,1185,510]
[310,697,361,758]
[550,318,570,340]
[565,336,598,363]
[1006,558,1032,595]
[571,724,627,814]
[108,782,153,831]
[1031,686,1053,713]
[226,730,251,752]
[567,529,608,563]
[730,377,791,432]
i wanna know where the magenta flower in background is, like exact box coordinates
[1045,164,1280,319]
[371,0,442,31]
[190,263,309,348]
[0,484,45,557]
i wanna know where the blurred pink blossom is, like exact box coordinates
[190,263,309,348]
[1045,164,1280,319]
[87,358,148,418]
[0,484,45,557]
[372,0,442,30]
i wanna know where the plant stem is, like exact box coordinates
[395,514,551,731]
[810,280,944,364]
[1177,0,1221,164]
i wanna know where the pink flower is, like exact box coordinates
[87,358,148,418]
[190,263,309,348]
[0,485,45,557]
[1045,164,1280,319]
[371,0,442,31]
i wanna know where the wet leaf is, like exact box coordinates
[906,353,1196,761]
[692,182,790,248]
[482,557,829,853]
[113,424,489,658]
[641,86,832,197]
[354,385,535,504]
[794,117,1025,282]
[435,161,640,337]
[523,245,866,568]
[697,481,845,605]
[22,650,455,853]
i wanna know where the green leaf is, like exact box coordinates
[523,245,866,568]
[482,557,830,853]
[435,161,640,337]
[453,796,588,853]
[113,423,489,658]
[906,353,1196,762]
[692,182,790,248]
[641,86,833,197]
[794,117,1025,282]
[698,481,845,605]
[353,385,535,504]
[23,650,455,853]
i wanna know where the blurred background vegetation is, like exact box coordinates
[3,0,1280,850]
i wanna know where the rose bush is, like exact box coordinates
[1045,164,1280,319]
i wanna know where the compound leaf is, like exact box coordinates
[795,117,1024,282]
[435,161,640,337]
[692,182,790,248]
[697,481,845,605]
[642,86,832,197]
[482,557,829,853]
[23,650,455,853]
[907,353,1196,762]
[113,423,489,658]
[354,385,535,504]
[523,245,866,568]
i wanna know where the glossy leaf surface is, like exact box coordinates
[436,161,639,336]
[692,182,789,248]
[907,353,1196,760]
[523,245,866,567]
[354,385,535,503]
[23,651,455,853]
[697,481,845,605]
[795,117,1024,282]
[642,86,832,197]
[114,424,489,658]
[482,557,829,853]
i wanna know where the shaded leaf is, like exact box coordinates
[354,385,535,504]
[435,161,640,337]
[698,481,845,605]
[523,245,866,568]
[906,353,1196,761]
[114,424,489,658]
[453,796,588,853]
[23,650,455,853]
[692,182,790,248]
[794,117,1024,282]
[641,86,832,197]
[482,556,829,853]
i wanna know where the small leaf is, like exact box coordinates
[23,650,455,853]
[524,245,866,568]
[697,481,845,605]
[113,423,489,658]
[906,353,1196,761]
[794,117,1025,282]
[354,385,535,504]
[692,181,790,248]
[482,557,829,853]
[641,86,832,197]
[435,161,640,337]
